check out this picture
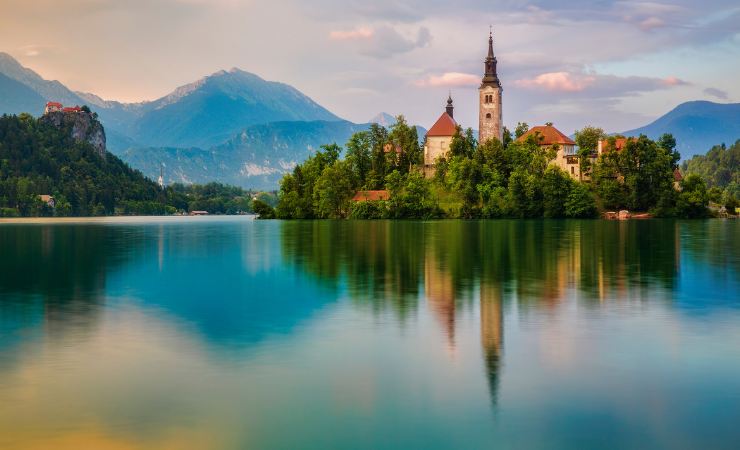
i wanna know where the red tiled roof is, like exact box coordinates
[46,102,62,107]
[352,190,389,201]
[425,112,458,137]
[383,143,404,153]
[602,138,635,154]
[515,126,575,146]
[674,169,682,182]
[62,105,83,112]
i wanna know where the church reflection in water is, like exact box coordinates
[281,219,688,405]
[0,219,693,409]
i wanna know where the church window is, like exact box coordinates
[571,167,574,174]
[486,113,491,118]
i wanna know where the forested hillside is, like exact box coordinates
[0,113,258,216]
[681,139,740,200]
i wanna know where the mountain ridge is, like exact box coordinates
[0,53,343,150]
[620,101,740,159]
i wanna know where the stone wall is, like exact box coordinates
[424,136,451,165]
[478,86,502,144]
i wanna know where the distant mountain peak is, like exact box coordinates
[370,112,395,127]
[620,100,740,158]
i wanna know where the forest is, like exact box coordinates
[0,113,264,217]
[681,139,740,208]
[266,116,714,220]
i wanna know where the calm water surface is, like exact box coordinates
[0,217,739,449]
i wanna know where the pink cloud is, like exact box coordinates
[639,17,666,32]
[413,72,480,88]
[515,72,596,92]
[329,28,373,41]
[663,77,692,86]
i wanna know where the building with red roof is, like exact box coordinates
[62,105,84,113]
[423,95,459,166]
[352,190,389,201]
[515,125,582,180]
[383,143,404,154]
[674,168,682,190]
[45,102,63,114]
[597,137,635,155]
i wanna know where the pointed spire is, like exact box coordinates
[446,93,454,118]
[481,29,501,89]
[488,26,494,59]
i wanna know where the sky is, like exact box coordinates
[1,0,739,134]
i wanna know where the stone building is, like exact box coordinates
[516,125,581,180]
[479,33,503,144]
[45,102,62,114]
[423,95,458,166]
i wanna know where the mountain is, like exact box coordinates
[370,112,396,127]
[0,72,45,116]
[0,52,84,106]
[0,54,342,151]
[0,52,148,134]
[127,68,342,149]
[120,120,371,190]
[620,101,740,159]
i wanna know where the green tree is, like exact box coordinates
[314,161,354,218]
[449,125,477,159]
[574,125,606,181]
[514,122,529,139]
[502,126,513,149]
[542,166,571,218]
[676,174,711,218]
[565,183,598,218]
[345,131,372,188]
[253,199,275,219]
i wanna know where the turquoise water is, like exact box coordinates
[0,217,739,449]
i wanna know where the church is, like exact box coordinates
[424,33,503,166]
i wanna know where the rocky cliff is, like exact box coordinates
[41,112,107,160]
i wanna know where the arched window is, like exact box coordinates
[486,113,491,118]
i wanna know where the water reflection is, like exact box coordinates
[0,218,738,448]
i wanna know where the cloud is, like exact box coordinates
[663,77,691,86]
[704,87,729,100]
[19,45,67,57]
[515,72,596,92]
[412,72,480,88]
[638,17,666,31]
[329,28,373,41]
[336,26,432,59]
[514,71,693,97]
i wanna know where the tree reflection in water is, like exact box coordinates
[281,219,690,405]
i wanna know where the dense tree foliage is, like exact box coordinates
[590,132,707,217]
[275,116,601,220]
[681,139,740,202]
[0,113,260,216]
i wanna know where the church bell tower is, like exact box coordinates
[479,31,502,144]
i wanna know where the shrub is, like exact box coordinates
[253,199,276,219]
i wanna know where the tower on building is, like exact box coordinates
[479,30,503,144]
[158,165,163,187]
[424,95,459,166]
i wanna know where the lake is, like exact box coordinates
[0,217,739,449]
